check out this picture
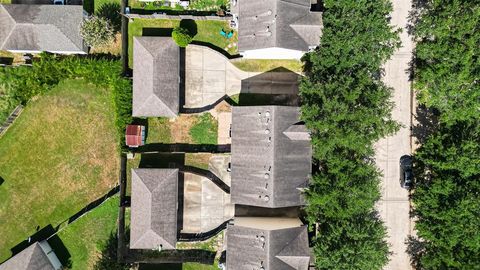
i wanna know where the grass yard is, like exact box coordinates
[0,79,119,261]
[232,59,304,73]
[146,117,172,144]
[51,196,120,270]
[128,18,237,67]
[189,113,217,144]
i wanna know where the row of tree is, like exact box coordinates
[300,1,400,269]
[410,1,480,269]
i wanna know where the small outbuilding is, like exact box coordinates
[125,125,145,148]
[0,241,62,270]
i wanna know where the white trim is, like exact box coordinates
[240,47,306,60]
[5,49,87,55]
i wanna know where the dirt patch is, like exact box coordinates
[169,114,197,143]
[90,33,122,56]
[185,153,212,170]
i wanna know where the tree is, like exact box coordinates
[300,0,400,269]
[80,16,115,47]
[172,26,194,47]
[413,1,480,124]
[410,122,480,269]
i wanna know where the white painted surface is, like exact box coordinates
[6,49,87,55]
[240,47,305,60]
[375,1,414,270]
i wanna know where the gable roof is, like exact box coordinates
[0,4,85,53]
[226,224,310,270]
[231,106,312,208]
[130,168,179,249]
[132,37,180,117]
[0,242,55,270]
[236,0,322,51]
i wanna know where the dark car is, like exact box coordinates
[400,155,413,189]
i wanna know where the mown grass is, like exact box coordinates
[128,18,237,67]
[51,196,120,270]
[147,117,172,144]
[189,113,218,145]
[232,59,303,73]
[0,79,119,261]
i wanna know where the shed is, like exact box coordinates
[0,241,62,270]
[125,125,145,147]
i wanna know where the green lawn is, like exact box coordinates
[147,117,172,144]
[0,79,119,261]
[232,59,304,73]
[189,113,218,145]
[51,196,120,270]
[128,18,237,67]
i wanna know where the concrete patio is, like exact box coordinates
[185,45,301,108]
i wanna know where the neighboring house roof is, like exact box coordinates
[0,4,85,53]
[0,242,55,270]
[130,168,178,250]
[226,224,310,270]
[236,0,322,51]
[231,106,312,208]
[125,125,145,147]
[132,37,180,118]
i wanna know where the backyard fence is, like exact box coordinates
[0,105,24,137]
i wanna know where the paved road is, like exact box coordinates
[375,1,414,269]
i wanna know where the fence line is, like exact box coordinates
[0,105,24,137]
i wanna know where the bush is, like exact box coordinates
[96,3,122,32]
[80,16,115,47]
[172,26,193,47]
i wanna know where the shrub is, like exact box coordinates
[80,16,115,47]
[172,26,193,47]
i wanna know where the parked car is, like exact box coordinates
[53,0,65,5]
[400,155,413,189]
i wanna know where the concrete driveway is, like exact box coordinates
[375,0,414,269]
[185,45,301,108]
[182,172,233,233]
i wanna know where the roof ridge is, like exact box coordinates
[0,6,16,49]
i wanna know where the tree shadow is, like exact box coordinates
[94,231,130,270]
[0,57,13,66]
[10,225,56,256]
[180,19,198,37]
[0,175,4,186]
[412,105,439,145]
[139,263,182,270]
[407,0,430,35]
[142,27,173,37]
[96,2,122,32]
[405,235,425,269]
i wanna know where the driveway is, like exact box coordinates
[375,1,414,269]
[185,45,300,108]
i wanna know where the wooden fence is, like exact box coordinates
[0,105,24,137]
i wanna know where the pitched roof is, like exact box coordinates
[132,37,180,117]
[0,4,85,53]
[236,0,322,51]
[0,242,55,270]
[130,168,179,250]
[226,224,310,270]
[125,125,145,147]
[231,106,312,208]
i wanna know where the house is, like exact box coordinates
[0,241,62,270]
[231,106,312,208]
[226,217,311,270]
[125,124,145,148]
[132,37,180,118]
[0,4,87,54]
[231,0,323,59]
[130,168,178,250]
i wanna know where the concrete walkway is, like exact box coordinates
[375,1,414,270]
[185,45,300,108]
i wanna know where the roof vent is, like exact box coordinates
[264,195,270,202]
[265,129,270,134]
[264,173,269,179]
[265,111,270,117]
[260,235,265,242]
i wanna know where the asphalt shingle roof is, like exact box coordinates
[130,168,178,250]
[231,106,312,208]
[0,243,55,270]
[132,37,180,117]
[226,225,310,270]
[236,0,322,51]
[0,4,85,53]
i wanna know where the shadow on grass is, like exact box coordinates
[97,2,122,32]
[0,175,4,186]
[47,235,72,269]
[94,231,130,270]
[139,263,182,270]
[10,225,56,257]
[142,27,174,37]
[180,19,198,37]
[226,93,299,107]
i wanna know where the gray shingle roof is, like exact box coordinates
[132,37,180,117]
[0,243,55,270]
[226,224,310,270]
[231,106,312,208]
[130,168,178,250]
[236,0,322,51]
[0,4,85,53]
